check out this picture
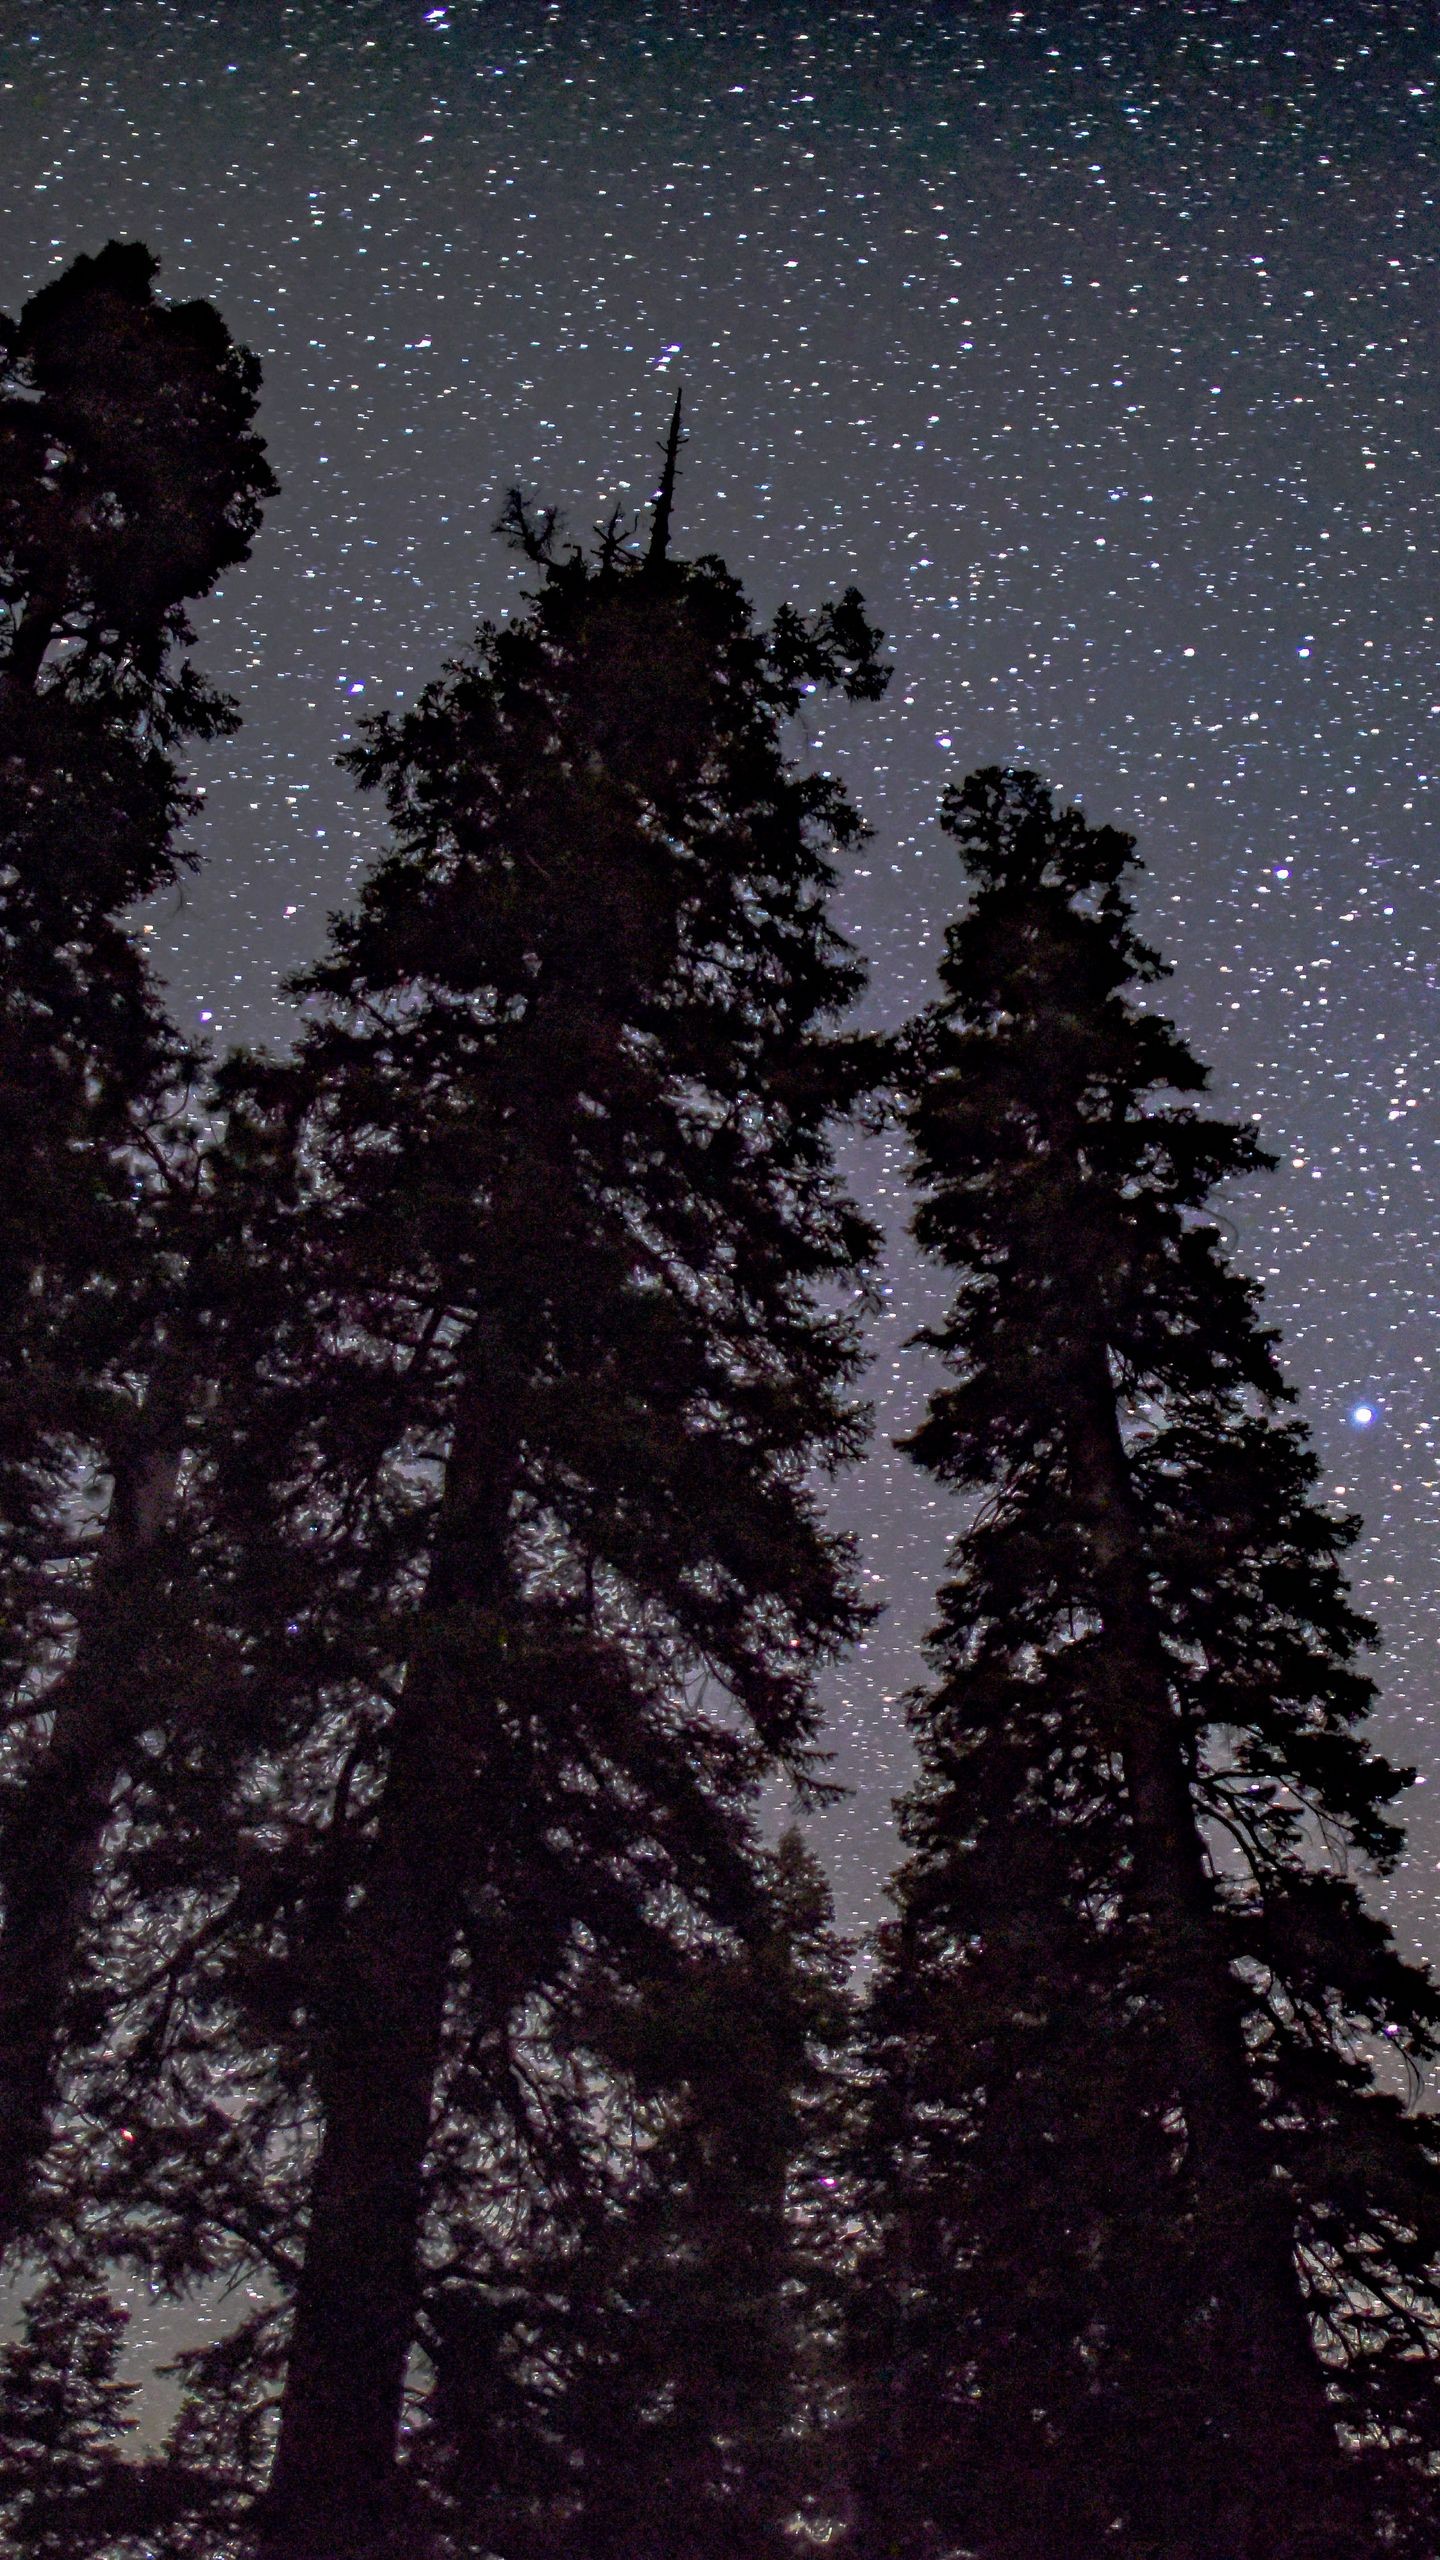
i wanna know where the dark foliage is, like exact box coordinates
[846,768,1440,2560]
[78,460,888,2558]
[411,1830,852,2560]
[13,273,1440,2560]
[0,2269,135,2555]
[0,238,275,2250]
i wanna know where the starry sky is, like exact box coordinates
[6,0,1440,1955]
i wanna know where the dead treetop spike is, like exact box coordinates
[645,383,685,567]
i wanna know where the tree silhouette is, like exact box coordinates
[410,1829,850,2560]
[847,768,1440,2560]
[98,436,890,2557]
[0,2266,135,2557]
[0,240,275,2251]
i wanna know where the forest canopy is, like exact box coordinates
[1,244,1437,2560]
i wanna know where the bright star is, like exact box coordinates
[1351,1404,1375,1427]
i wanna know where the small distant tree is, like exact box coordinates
[0,240,275,2247]
[106,414,890,2557]
[0,2254,249,2558]
[847,768,1440,2560]
[0,2268,135,2555]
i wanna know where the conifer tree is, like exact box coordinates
[416,1830,851,2560]
[118,420,889,2558]
[0,240,275,2245]
[0,2265,135,2555]
[847,768,1440,2560]
[0,2255,242,2560]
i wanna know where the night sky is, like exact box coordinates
[7,0,1440,1963]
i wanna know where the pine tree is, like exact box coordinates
[0,2265,135,2554]
[0,2252,249,2560]
[0,240,276,2247]
[416,1830,852,2560]
[114,418,890,2557]
[847,768,1440,2560]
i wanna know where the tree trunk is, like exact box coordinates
[258,1386,522,2560]
[1067,1353,1362,2560]
[0,1428,183,2250]
[0,565,173,2242]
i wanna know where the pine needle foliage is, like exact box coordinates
[413,1830,852,2560]
[119,483,889,2557]
[0,2267,135,2557]
[847,768,1440,2560]
[0,240,275,2248]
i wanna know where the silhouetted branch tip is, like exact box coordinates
[594,503,640,570]
[645,383,686,567]
[496,487,561,562]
